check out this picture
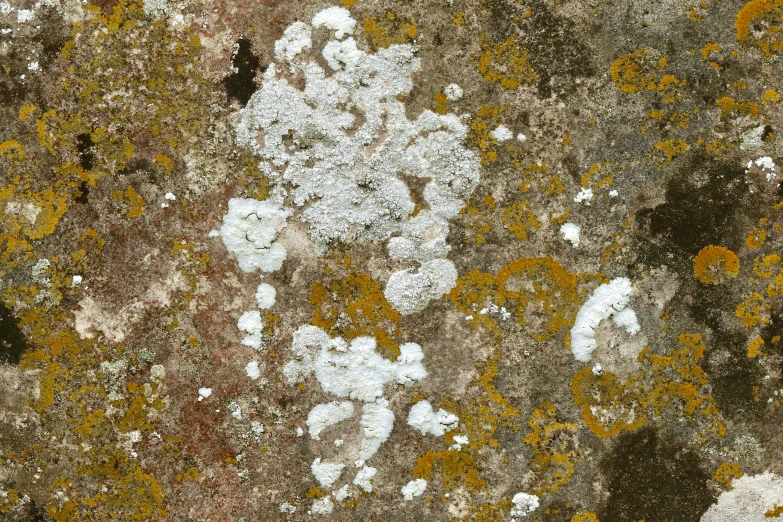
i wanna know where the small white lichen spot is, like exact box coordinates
[237,310,264,350]
[71,275,83,287]
[517,133,527,142]
[306,401,355,440]
[164,192,176,201]
[401,478,427,501]
[450,434,469,451]
[245,360,261,380]
[279,501,296,514]
[27,61,39,71]
[311,458,345,488]
[353,465,377,492]
[333,485,351,502]
[573,188,594,204]
[16,9,34,23]
[701,472,783,522]
[255,283,277,310]
[510,492,540,519]
[491,125,513,142]
[312,6,356,39]
[570,277,638,362]
[755,156,778,181]
[444,83,463,101]
[309,495,334,515]
[218,198,290,273]
[198,387,212,401]
[407,400,459,436]
[296,426,304,437]
[559,223,581,247]
[609,189,619,197]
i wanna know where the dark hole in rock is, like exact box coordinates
[224,38,262,107]
[0,301,28,365]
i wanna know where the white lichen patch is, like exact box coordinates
[254,282,276,310]
[701,472,783,522]
[444,83,463,101]
[570,277,639,362]
[244,360,261,380]
[307,401,355,440]
[234,8,479,314]
[216,198,290,274]
[237,310,264,350]
[311,458,345,488]
[401,478,427,500]
[491,125,513,142]
[407,400,459,436]
[559,222,581,247]
[353,465,377,492]
[573,188,594,204]
[283,325,429,490]
[510,492,540,519]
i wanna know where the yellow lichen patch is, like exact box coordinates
[735,0,783,57]
[18,104,37,121]
[468,105,506,164]
[753,254,781,279]
[748,337,765,357]
[611,49,658,93]
[450,258,581,341]
[714,462,743,489]
[653,138,688,165]
[736,292,770,327]
[155,154,173,174]
[433,92,449,115]
[715,96,760,117]
[501,200,539,240]
[572,513,600,522]
[766,505,783,517]
[0,139,25,160]
[581,162,615,190]
[310,269,402,357]
[523,402,583,495]
[412,449,485,492]
[460,194,497,244]
[694,245,740,284]
[112,186,147,218]
[747,227,767,248]
[497,258,581,341]
[572,334,725,440]
[363,11,417,51]
[477,35,538,90]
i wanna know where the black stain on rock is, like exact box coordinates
[636,154,761,272]
[75,180,90,204]
[76,133,95,171]
[224,38,261,107]
[0,302,28,365]
[599,427,716,522]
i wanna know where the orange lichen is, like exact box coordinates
[572,334,725,440]
[736,292,770,327]
[501,200,540,240]
[450,257,580,341]
[747,228,767,248]
[111,186,147,218]
[766,505,783,517]
[748,337,765,357]
[611,49,658,93]
[310,269,402,357]
[572,513,600,522]
[714,462,744,489]
[468,105,506,164]
[694,245,740,284]
[477,35,538,90]
[524,402,582,495]
[363,11,418,51]
[736,0,783,57]
[653,138,689,164]
[460,194,497,244]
